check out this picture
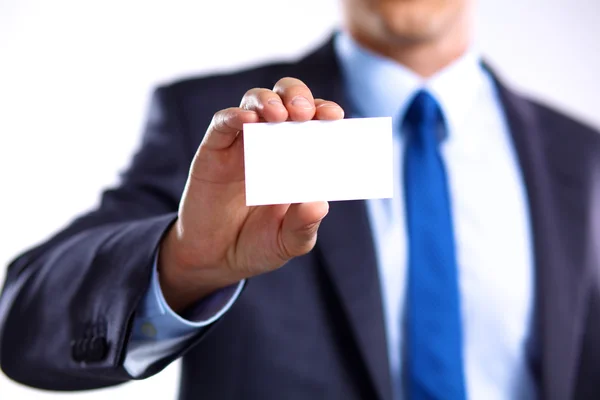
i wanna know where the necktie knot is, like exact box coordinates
[403,90,444,144]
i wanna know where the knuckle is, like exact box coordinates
[210,108,235,132]
[209,110,224,128]
[240,88,265,107]
[274,76,299,86]
[242,87,262,98]
[241,88,276,110]
[274,77,309,91]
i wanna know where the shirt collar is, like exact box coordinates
[334,31,486,139]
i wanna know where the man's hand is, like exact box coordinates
[158,77,345,312]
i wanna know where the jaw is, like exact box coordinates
[342,0,474,77]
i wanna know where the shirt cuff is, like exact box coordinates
[132,255,245,341]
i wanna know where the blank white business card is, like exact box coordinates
[242,117,393,206]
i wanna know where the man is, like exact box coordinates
[1,0,599,398]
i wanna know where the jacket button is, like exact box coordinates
[71,339,86,362]
[87,336,109,362]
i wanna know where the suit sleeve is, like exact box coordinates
[124,256,245,378]
[0,85,202,390]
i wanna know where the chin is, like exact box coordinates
[375,0,465,43]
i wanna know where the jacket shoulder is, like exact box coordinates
[165,61,297,110]
[527,96,600,150]
[518,94,600,185]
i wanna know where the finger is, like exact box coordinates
[273,77,316,122]
[314,99,345,120]
[279,201,329,258]
[202,107,258,150]
[240,88,288,122]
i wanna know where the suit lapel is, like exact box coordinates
[316,200,393,400]
[491,71,592,400]
[294,38,394,400]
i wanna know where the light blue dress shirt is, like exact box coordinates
[126,31,538,400]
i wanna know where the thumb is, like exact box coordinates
[279,201,329,259]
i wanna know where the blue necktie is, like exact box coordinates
[403,90,466,400]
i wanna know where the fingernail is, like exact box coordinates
[317,103,345,118]
[268,99,285,109]
[317,103,339,108]
[291,96,313,109]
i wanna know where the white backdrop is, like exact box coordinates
[1,0,599,398]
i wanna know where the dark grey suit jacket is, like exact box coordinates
[1,37,600,400]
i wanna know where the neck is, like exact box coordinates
[347,17,472,78]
